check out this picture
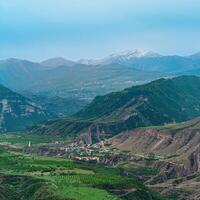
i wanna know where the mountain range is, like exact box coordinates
[0,56,166,116]
[1,50,200,97]
[31,75,200,143]
[78,50,200,73]
[1,52,200,200]
[1,50,200,118]
[0,56,164,97]
[27,74,200,200]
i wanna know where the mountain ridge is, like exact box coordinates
[78,49,162,65]
[0,84,51,132]
[0,58,164,99]
[31,75,200,144]
[40,57,77,69]
[77,50,200,73]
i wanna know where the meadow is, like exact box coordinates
[0,134,171,200]
[0,133,64,147]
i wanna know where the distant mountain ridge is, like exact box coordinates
[0,57,165,98]
[109,49,162,58]
[78,50,200,73]
[1,50,200,117]
[1,50,200,92]
[40,57,77,69]
[78,49,162,65]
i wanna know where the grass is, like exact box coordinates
[0,132,173,200]
[0,148,169,200]
[0,133,64,147]
[55,186,118,200]
[0,149,120,199]
[50,173,141,190]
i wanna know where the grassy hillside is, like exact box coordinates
[76,75,200,121]
[31,76,200,143]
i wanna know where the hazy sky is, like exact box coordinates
[0,0,200,61]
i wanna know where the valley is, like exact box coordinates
[0,137,168,200]
[2,0,200,199]
[1,51,200,119]
[0,58,165,100]
[1,115,200,200]
[30,76,200,144]
[1,56,200,199]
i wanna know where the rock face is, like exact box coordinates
[0,85,50,132]
[101,117,200,200]
[186,146,200,173]
[110,117,200,176]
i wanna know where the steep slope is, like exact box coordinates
[31,76,200,143]
[27,94,88,117]
[110,117,200,160]
[108,117,200,200]
[76,75,200,122]
[0,85,50,132]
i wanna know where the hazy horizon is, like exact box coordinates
[1,49,200,63]
[1,0,200,61]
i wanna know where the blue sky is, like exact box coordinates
[0,0,200,61]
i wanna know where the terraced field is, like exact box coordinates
[0,146,169,200]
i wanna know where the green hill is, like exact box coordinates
[31,76,200,143]
[76,75,200,122]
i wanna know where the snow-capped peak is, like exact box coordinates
[78,50,161,66]
[109,49,161,58]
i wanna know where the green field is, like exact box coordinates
[0,148,170,200]
[0,133,65,147]
[0,133,171,200]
